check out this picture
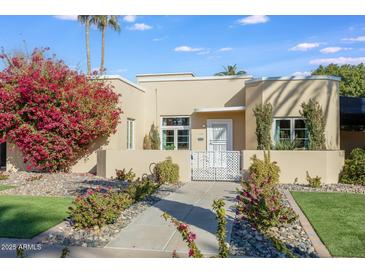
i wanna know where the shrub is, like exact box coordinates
[115,168,136,182]
[238,152,297,230]
[69,187,133,229]
[340,148,365,185]
[300,99,326,150]
[253,103,273,150]
[0,48,121,172]
[154,157,179,184]
[143,134,152,149]
[248,152,280,187]
[0,171,9,180]
[306,171,322,188]
[124,178,158,202]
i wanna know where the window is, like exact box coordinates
[273,118,308,148]
[127,119,135,149]
[161,117,190,150]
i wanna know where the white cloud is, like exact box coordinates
[53,15,78,21]
[123,15,137,23]
[293,71,311,76]
[320,47,352,54]
[153,36,167,42]
[114,68,128,74]
[174,46,204,52]
[342,36,365,42]
[127,23,152,31]
[290,42,320,51]
[309,56,365,65]
[237,15,269,25]
[218,47,233,52]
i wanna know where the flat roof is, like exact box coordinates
[138,75,253,83]
[246,75,341,84]
[194,106,246,113]
[97,75,146,92]
[136,72,195,77]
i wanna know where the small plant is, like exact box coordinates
[253,103,273,150]
[300,99,326,150]
[154,157,179,184]
[16,246,26,258]
[164,144,175,150]
[248,151,280,187]
[115,168,136,182]
[25,174,43,182]
[306,171,322,188]
[273,139,299,150]
[340,148,365,185]
[143,134,152,149]
[0,171,9,181]
[124,178,158,202]
[60,247,70,258]
[212,199,229,258]
[163,212,203,258]
[143,124,161,150]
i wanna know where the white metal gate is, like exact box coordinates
[191,151,241,181]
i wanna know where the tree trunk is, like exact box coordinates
[85,20,91,75]
[100,26,105,74]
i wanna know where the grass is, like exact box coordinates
[0,195,73,238]
[0,185,16,191]
[291,191,365,257]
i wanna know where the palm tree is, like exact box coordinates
[78,15,92,75]
[92,16,121,74]
[214,64,246,76]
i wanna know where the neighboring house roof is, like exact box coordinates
[136,72,195,77]
[246,75,341,84]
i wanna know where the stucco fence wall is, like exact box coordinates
[97,150,191,181]
[242,150,345,184]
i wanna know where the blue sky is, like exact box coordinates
[0,15,364,81]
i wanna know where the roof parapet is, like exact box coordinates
[246,75,341,85]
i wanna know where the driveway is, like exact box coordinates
[106,181,238,257]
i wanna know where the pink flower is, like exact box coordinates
[188,249,195,257]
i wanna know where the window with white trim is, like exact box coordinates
[161,117,190,150]
[127,118,135,150]
[273,118,308,149]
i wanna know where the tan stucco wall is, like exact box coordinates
[340,130,365,156]
[242,150,345,184]
[97,149,191,182]
[245,79,340,150]
[191,111,245,151]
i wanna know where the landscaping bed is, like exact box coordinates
[39,182,184,247]
[280,183,365,194]
[230,190,317,258]
[0,195,73,238]
[0,171,125,197]
[291,191,365,257]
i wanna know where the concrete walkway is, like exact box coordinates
[106,181,238,256]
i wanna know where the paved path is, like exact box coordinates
[106,181,238,256]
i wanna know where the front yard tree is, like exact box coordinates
[0,48,121,172]
[312,63,365,97]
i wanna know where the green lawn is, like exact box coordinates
[292,191,365,257]
[0,185,16,191]
[0,195,73,238]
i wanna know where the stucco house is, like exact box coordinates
[2,72,353,184]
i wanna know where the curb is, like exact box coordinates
[283,190,332,258]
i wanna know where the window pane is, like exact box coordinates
[295,119,306,129]
[162,117,189,126]
[276,119,290,129]
[162,130,175,149]
[294,129,307,139]
[177,130,189,150]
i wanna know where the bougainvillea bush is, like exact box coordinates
[0,48,121,171]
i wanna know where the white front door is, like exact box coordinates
[207,119,233,151]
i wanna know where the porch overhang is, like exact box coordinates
[193,106,245,113]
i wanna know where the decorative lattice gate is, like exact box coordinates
[190,151,241,181]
